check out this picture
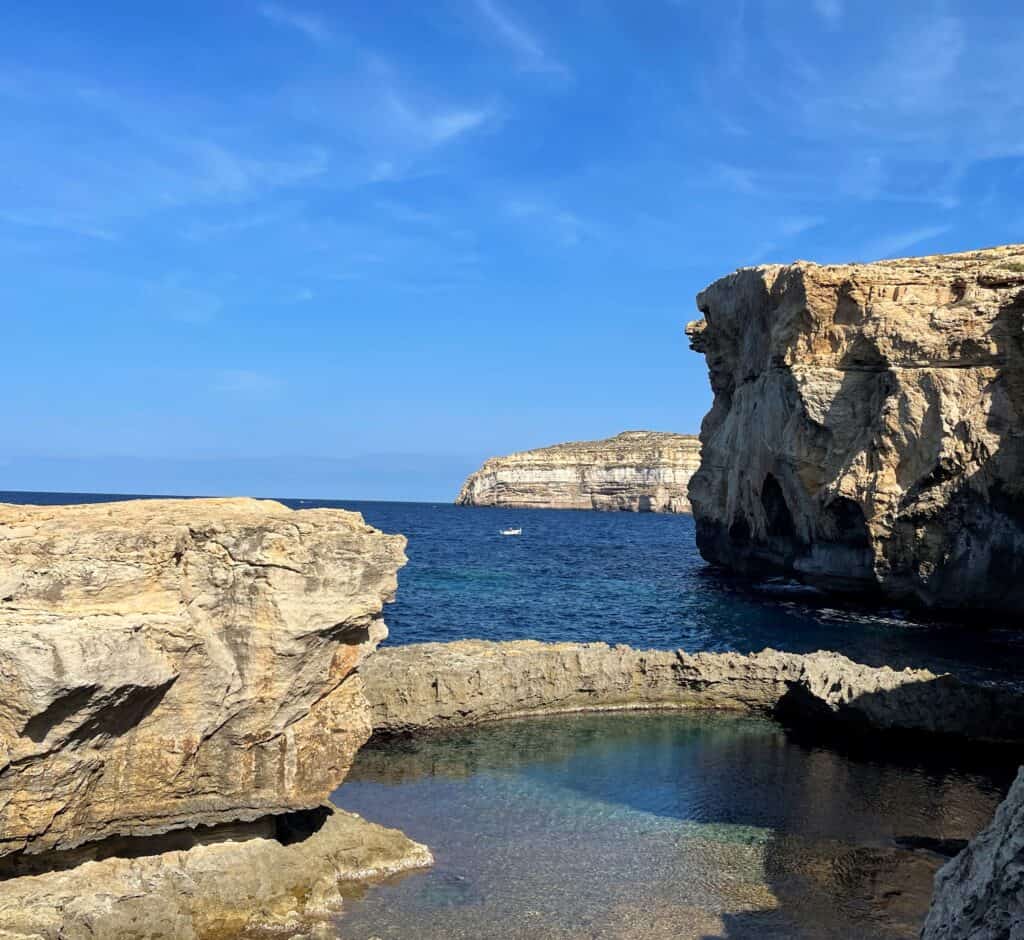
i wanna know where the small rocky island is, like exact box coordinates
[455,430,701,512]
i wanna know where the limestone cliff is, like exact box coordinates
[686,244,1024,610]
[0,497,406,857]
[455,430,701,512]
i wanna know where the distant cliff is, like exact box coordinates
[686,243,1024,610]
[455,431,701,512]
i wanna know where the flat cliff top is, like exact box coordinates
[474,431,700,470]
[697,243,1024,295]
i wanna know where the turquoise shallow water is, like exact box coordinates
[332,712,1013,939]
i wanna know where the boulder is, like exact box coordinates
[0,497,405,857]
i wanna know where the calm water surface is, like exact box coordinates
[333,712,1012,939]
[5,491,1019,938]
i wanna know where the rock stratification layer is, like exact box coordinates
[455,430,701,512]
[361,639,1024,743]
[0,497,406,857]
[686,244,1024,609]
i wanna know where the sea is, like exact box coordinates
[6,491,1018,685]
[5,491,1020,938]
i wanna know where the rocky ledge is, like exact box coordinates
[455,430,701,512]
[686,244,1024,610]
[0,498,430,937]
[362,639,1024,744]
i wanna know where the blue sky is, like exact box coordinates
[2,0,1022,500]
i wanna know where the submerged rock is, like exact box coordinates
[685,244,1024,610]
[922,766,1024,939]
[0,498,406,857]
[362,639,1024,744]
[455,430,701,512]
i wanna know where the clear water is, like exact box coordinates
[5,491,1019,938]
[3,492,1022,683]
[332,712,1013,939]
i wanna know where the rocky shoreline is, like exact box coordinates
[0,492,1019,937]
[362,639,1024,745]
[456,430,700,512]
[0,498,430,938]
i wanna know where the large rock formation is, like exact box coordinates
[685,244,1024,609]
[361,639,1024,743]
[922,766,1024,939]
[0,498,404,857]
[0,806,431,940]
[455,430,701,512]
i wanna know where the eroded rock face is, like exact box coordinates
[922,766,1024,940]
[455,431,701,512]
[0,498,406,857]
[361,639,1024,743]
[685,244,1024,609]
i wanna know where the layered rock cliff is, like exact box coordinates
[686,244,1024,609]
[0,497,408,857]
[455,430,701,512]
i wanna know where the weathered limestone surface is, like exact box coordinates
[361,639,1024,743]
[455,430,701,512]
[0,498,406,857]
[0,806,432,940]
[685,244,1024,609]
[923,767,1024,940]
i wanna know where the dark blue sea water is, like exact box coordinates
[3,491,1022,685]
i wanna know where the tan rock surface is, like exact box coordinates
[0,498,406,857]
[0,805,432,940]
[685,244,1024,609]
[361,639,1024,743]
[455,430,701,512]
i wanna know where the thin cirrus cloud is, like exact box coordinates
[212,369,284,399]
[861,225,953,262]
[259,3,332,45]
[473,0,570,76]
[812,0,843,27]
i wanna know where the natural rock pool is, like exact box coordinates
[331,712,1012,939]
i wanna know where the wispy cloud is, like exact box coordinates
[384,93,493,146]
[812,0,842,28]
[861,225,952,261]
[0,208,117,241]
[259,3,332,45]
[778,215,825,237]
[213,369,283,398]
[142,275,225,324]
[505,198,589,246]
[473,0,569,76]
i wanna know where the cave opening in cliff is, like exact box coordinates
[761,473,797,539]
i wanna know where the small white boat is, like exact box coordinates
[500,527,522,536]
